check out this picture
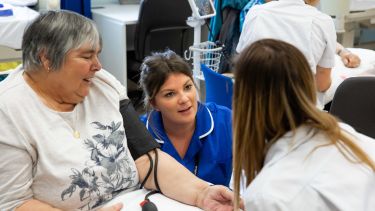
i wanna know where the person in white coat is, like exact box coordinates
[237,0,336,108]
[232,39,375,211]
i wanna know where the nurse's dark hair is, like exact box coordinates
[232,38,375,210]
[22,10,101,71]
[139,49,194,111]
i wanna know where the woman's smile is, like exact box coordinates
[178,106,192,114]
[83,77,93,84]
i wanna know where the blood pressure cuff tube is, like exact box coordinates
[120,99,160,160]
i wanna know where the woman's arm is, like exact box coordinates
[16,200,61,211]
[336,42,361,68]
[135,149,235,210]
[120,99,235,209]
[315,66,332,92]
[16,199,123,211]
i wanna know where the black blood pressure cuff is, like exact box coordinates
[120,99,160,160]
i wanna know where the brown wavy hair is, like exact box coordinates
[139,49,194,112]
[232,39,375,209]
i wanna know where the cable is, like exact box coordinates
[140,152,153,189]
[204,21,233,69]
[215,40,232,66]
[153,149,162,194]
[139,149,162,211]
[205,20,213,40]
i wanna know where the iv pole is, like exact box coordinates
[186,16,205,82]
[186,0,216,89]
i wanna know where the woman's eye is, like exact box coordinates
[164,92,174,97]
[185,84,193,90]
[82,55,92,59]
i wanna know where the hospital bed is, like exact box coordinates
[323,47,375,105]
[0,3,39,62]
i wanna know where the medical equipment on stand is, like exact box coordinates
[185,0,222,91]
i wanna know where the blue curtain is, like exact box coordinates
[61,0,92,18]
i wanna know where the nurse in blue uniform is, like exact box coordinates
[139,50,233,186]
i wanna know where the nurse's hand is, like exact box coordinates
[98,202,123,211]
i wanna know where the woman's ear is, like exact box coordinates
[150,99,159,111]
[39,50,51,71]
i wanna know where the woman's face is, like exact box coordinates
[152,73,198,126]
[49,42,102,104]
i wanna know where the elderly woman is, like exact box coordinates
[0,11,235,211]
[232,39,375,210]
[139,50,233,186]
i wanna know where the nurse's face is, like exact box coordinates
[152,73,198,126]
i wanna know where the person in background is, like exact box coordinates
[139,50,233,186]
[237,0,337,108]
[239,0,270,32]
[0,10,237,211]
[232,38,375,211]
[240,0,361,69]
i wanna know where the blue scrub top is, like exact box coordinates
[140,102,233,186]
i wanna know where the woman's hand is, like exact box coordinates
[196,185,243,211]
[98,202,123,211]
[340,50,361,68]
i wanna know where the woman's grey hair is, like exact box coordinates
[139,50,194,111]
[22,10,101,71]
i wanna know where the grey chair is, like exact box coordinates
[329,76,375,138]
[127,0,194,84]
[126,0,194,109]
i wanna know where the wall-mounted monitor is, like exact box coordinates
[187,0,216,19]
